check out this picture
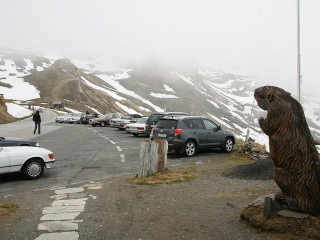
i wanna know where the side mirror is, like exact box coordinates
[217,126,221,131]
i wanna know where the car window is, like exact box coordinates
[149,114,164,122]
[156,120,177,129]
[191,119,204,129]
[182,119,192,129]
[203,119,218,131]
[137,118,147,124]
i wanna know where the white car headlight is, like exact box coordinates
[35,142,40,147]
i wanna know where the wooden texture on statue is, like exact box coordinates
[255,86,320,214]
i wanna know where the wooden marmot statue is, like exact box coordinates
[254,86,320,214]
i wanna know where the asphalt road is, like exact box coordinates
[0,109,228,197]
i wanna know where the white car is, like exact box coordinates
[67,113,85,124]
[63,113,76,123]
[110,114,142,129]
[125,117,148,136]
[55,114,66,123]
[0,146,55,179]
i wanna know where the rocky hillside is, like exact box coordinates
[0,95,15,124]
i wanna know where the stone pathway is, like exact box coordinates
[34,182,102,240]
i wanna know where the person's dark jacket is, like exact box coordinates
[33,112,41,123]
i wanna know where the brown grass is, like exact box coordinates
[131,169,197,185]
[0,203,19,218]
[241,204,320,240]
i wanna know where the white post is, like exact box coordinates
[297,0,302,103]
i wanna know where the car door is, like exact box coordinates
[0,147,10,173]
[203,119,222,146]
[190,119,207,146]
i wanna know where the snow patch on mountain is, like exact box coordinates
[149,92,179,98]
[207,99,220,108]
[163,84,174,92]
[80,76,125,101]
[116,101,140,114]
[0,58,40,100]
[6,102,32,118]
[96,73,164,112]
[172,71,195,86]
[139,106,151,112]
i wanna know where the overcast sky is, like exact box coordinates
[1,0,319,97]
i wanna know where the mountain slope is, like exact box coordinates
[1,49,320,147]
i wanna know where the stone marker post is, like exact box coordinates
[138,139,168,178]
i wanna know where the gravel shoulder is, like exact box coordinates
[0,153,280,240]
[80,154,279,240]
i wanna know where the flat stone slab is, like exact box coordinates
[38,221,79,232]
[278,210,310,219]
[55,187,84,195]
[35,231,79,240]
[40,212,81,221]
[42,205,85,214]
[69,192,87,199]
[51,198,88,206]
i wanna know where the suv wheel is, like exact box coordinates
[184,140,196,157]
[100,122,106,127]
[223,137,234,153]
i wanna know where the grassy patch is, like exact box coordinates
[214,151,255,175]
[131,169,197,185]
[241,205,320,240]
[0,203,19,217]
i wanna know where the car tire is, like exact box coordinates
[22,158,44,180]
[133,133,139,137]
[223,137,234,153]
[100,122,106,127]
[184,140,196,157]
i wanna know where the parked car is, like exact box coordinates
[67,112,86,124]
[0,137,40,147]
[110,114,142,129]
[0,146,55,179]
[80,113,103,124]
[151,116,236,157]
[145,112,190,136]
[125,117,148,136]
[55,114,67,123]
[64,113,76,123]
[90,113,123,127]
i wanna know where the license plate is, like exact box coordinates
[131,127,136,130]
[158,133,166,138]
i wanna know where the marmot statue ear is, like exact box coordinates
[268,93,274,101]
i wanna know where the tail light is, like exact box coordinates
[174,129,183,137]
[137,127,144,130]
[146,123,149,128]
[48,153,54,159]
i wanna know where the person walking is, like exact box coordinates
[33,110,41,134]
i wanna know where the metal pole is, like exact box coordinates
[297,0,302,103]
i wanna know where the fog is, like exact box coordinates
[1,0,320,97]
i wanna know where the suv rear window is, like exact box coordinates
[149,114,164,122]
[156,119,177,129]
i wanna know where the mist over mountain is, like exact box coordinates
[1,49,320,147]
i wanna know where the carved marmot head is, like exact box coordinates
[254,86,291,111]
